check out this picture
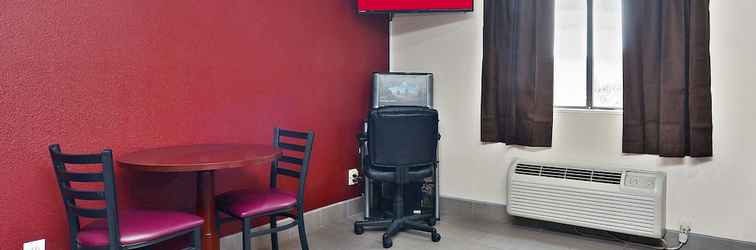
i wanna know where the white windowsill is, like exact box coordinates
[554,107,623,116]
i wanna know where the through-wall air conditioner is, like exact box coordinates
[507,160,666,239]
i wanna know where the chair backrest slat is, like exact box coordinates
[276,168,301,178]
[56,153,104,165]
[278,156,304,165]
[61,186,106,200]
[278,142,306,152]
[71,205,108,218]
[278,129,310,139]
[62,172,104,182]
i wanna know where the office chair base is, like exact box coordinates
[382,234,393,248]
[427,217,437,226]
[354,214,440,248]
[354,224,365,235]
[431,232,441,242]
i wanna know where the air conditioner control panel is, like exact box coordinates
[624,171,658,190]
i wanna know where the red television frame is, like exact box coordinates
[357,0,474,13]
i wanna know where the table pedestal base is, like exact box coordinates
[197,171,219,250]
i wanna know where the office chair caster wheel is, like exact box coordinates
[382,234,393,248]
[354,225,364,235]
[431,231,441,242]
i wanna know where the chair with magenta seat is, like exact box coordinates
[215,128,314,250]
[49,144,204,250]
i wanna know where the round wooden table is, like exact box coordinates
[118,144,281,250]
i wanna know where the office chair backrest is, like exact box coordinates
[49,144,121,250]
[368,106,439,168]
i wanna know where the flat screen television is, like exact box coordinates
[358,0,474,13]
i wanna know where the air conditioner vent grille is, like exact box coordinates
[565,168,592,181]
[514,164,622,185]
[514,164,540,176]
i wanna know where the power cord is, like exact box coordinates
[572,225,689,250]
[608,231,687,250]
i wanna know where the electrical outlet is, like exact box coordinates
[348,168,359,186]
[23,239,45,250]
[678,224,691,243]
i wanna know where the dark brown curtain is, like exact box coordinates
[481,0,555,147]
[622,0,712,157]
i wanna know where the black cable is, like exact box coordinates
[571,225,686,250]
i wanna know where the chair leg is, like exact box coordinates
[296,211,309,250]
[270,215,279,250]
[383,180,405,239]
[385,219,404,238]
[405,221,433,233]
[355,218,393,227]
[242,217,252,250]
[214,210,221,232]
[193,227,202,250]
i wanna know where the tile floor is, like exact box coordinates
[247,213,665,250]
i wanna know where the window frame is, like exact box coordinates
[554,0,622,111]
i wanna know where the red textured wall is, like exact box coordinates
[0,1,387,249]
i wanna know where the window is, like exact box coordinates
[554,0,622,109]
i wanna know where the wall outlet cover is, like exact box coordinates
[23,239,45,250]
[348,168,359,186]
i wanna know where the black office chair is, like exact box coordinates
[353,106,441,248]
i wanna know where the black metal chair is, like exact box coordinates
[49,144,204,250]
[353,106,441,248]
[215,128,315,250]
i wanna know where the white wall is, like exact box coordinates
[390,0,756,242]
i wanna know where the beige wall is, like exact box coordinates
[390,0,756,242]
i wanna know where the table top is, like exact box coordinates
[118,144,281,172]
